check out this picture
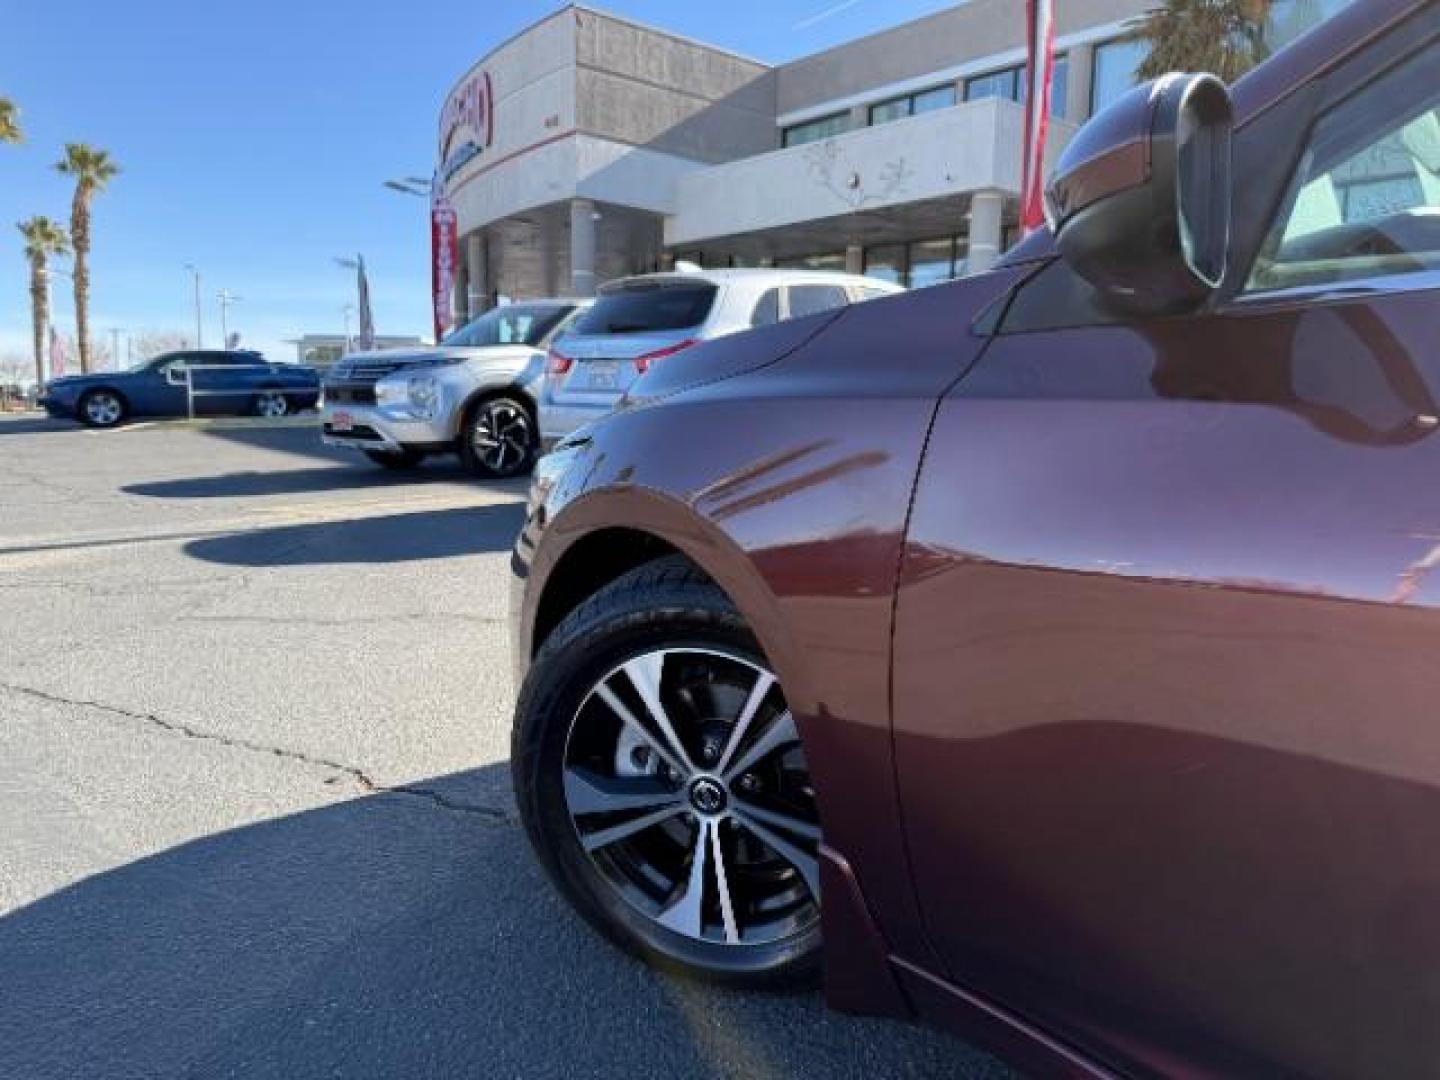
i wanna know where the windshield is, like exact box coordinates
[571,283,718,335]
[441,304,572,348]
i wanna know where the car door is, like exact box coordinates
[130,354,191,417]
[893,33,1440,1080]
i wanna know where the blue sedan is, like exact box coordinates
[40,349,321,428]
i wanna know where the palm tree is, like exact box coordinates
[17,217,70,390]
[55,144,119,373]
[0,98,21,144]
[1130,0,1274,83]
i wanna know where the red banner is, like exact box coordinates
[1021,0,1056,234]
[431,192,459,342]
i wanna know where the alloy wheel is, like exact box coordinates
[255,392,289,418]
[84,393,122,427]
[563,647,819,947]
[471,400,533,474]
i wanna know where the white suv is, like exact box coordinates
[539,269,902,449]
[321,300,588,477]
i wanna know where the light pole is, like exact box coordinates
[216,290,242,347]
[184,264,204,348]
[108,327,124,370]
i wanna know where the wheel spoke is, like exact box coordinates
[710,821,740,944]
[733,809,820,900]
[657,818,710,939]
[732,797,821,842]
[619,653,696,775]
[716,671,775,775]
[564,767,681,816]
[595,683,688,778]
[723,709,798,782]
[579,802,685,852]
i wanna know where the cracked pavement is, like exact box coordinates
[0,416,1006,1080]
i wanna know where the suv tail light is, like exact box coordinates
[545,347,573,376]
[634,339,698,374]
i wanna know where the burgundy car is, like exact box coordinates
[511,3,1440,1074]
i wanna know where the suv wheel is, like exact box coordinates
[461,396,537,479]
[514,556,822,987]
[78,390,126,429]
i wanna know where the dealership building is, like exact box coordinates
[436,0,1343,317]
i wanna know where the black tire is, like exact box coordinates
[252,390,291,419]
[459,394,537,479]
[513,555,822,989]
[76,389,127,429]
[363,448,425,470]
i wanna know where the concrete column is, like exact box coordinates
[570,198,598,298]
[1067,43,1095,124]
[848,104,869,131]
[466,232,488,317]
[452,261,468,332]
[967,190,1006,275]
[845,245,864,275]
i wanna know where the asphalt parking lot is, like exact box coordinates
[0,414,1010,1080]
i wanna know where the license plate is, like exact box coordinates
[331,411,353,432]
[587,361,620,391]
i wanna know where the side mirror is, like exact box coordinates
[1046,73,1233,315]
[165,366,188,386]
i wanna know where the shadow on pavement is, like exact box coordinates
[184,504,526,566]
[123,464,481,500]
[0,415,74,435]
[0,767,997,1080]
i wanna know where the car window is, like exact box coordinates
[787,284,850,319]
[1248,47,1440,294]
[442,304,571,348]
[572,284,718,335]
[751,289,781,327]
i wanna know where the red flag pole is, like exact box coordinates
[1021,0,1056,233]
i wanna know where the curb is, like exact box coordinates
[118,416,321,434]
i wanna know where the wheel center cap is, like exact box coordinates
[689,777,728,816]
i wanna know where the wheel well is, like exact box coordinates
[531,528,708,656]
[458,385,535,438]
[78,386,128,410]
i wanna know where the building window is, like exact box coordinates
[1090,38,1149,114]
[963,56,1068,118]
[1265,0,1354,50]
[868,84,958,126]
[782,112,851,148]
[863,244,905,284]
[863,237,970,287]
[776,252,847,272]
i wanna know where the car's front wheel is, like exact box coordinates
[514,556,822,987]
[77,390,126,429]
[460,396,537,479]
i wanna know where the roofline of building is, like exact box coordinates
[437,3,772,126]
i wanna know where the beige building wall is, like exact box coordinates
[574,9,777,163]
[776,0,1146,117]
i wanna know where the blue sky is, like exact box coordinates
[0,0,960,367]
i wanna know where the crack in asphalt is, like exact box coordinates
[0,681,512,824]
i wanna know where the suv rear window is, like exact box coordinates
[573,283,718,335]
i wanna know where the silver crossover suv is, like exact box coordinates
[321,300,588,478]
[538,269,902,449]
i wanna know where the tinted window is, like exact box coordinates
[782,113,849,148]
[443,304,571,347]
[1248,49,1440,293]
[573,284,718,335]
[787,284,849,319]
[751,289,781,327]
